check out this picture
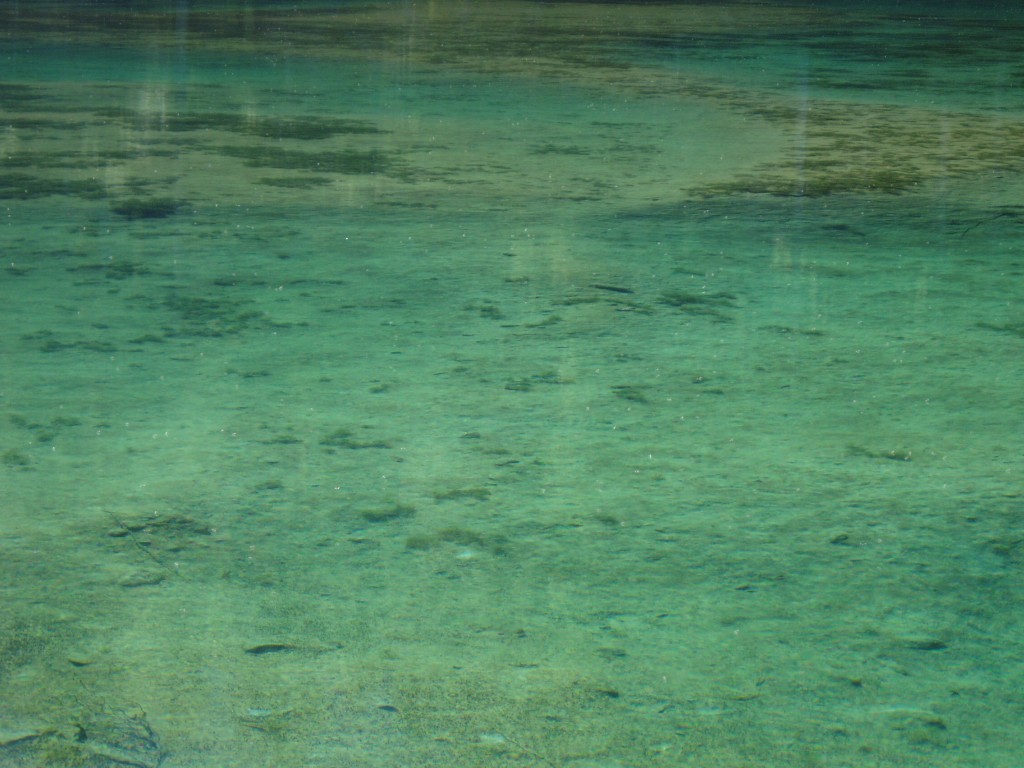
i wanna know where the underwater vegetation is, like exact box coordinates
[611,385,649,404]
[110,197,185,219]
[658,289,739,320]
[359,504,416,523]
[67,260,153,281]
[1,448,31,468]
[0,173,106,200]
[433,487,492,502]
[696,167,924,198]
[217,146,394,176]
[977,320,1024,338]
[92,108,386,141]
[0,83,45,104]
[846,445,914,462]
[2,149,142,170]
[160,294,273,338]
[504,370,575,392]
[258,176,333,189]
[405,526,510,557]
[319,428,392,450]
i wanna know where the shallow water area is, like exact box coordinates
[2,1,1024,766]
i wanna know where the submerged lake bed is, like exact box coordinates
[1,2,1023,765]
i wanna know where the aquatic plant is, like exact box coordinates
[94,108,385,140]
[257,176,333,188]
[218,145,392,175]
[110,197,184,219]
[0,173,105,200]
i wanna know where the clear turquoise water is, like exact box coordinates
[2,2,1023,766]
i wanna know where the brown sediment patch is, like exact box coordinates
[176,2,1024,200]
[687,101,1024,198]
[3,2,1021,207]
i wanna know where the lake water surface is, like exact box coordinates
[2,2,1023,766]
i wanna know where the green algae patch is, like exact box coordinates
[218,146,393,175]
[0,173,106,200]
[258,176,333,189]
[359,504,416,523]
[93,108,386,140]
[110,197,186,219]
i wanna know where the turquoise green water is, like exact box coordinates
[2,2,1023,766]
